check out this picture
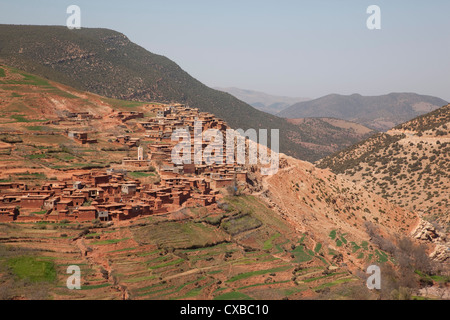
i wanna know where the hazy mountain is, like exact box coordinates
[278,93,448,131]
[214,87,309,115]
[284,117,375,158]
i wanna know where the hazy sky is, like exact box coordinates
[1,0,449,101]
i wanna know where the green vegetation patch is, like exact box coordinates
[133,221,228,249]
[221,213,262,236]
[292,245,313,263]
[329,230,337,240]
[128,171,155,178]
[314,243,322,253]
[313,277,355,291]
[15,172,47,180]
[361,241,369,251]
[90,237,130,245]
[80,283,111,290]
[263,233,281,250]
[9,114,48,123]
[226,266,291,283]
[7,256,56,282]
[148,258,184,270]
[350,242,361,253]
[375,250,389,263]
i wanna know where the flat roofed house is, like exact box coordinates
[20,194,50,209]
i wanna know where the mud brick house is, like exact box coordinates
[68,131,97,144]
[0,183,13,190]
[73,181,84,190]
[120,204,149,219]
[68,131,87,143]
[122,158,150,168]
[117,111,144,122]
[157,108,172,118]
[99,202,126,211]
[97,183,121,196]
[1,194,21,204]
[121,184,137,195]
[56,200,73,211]
[145,130,163,141]
[54,210,72,221]
[234,167,248,182]
[190,194,216,207]
[49,183,67,195]
[183,164,196,174]
[210,173,234,189]
[66,194,86,207]
[106,168,127,175]
[92,174,110,186]
[138,121,155,130]
[75,112,93,120]
[98,211,109,221]
[76,206,97,221]
[21,189,54,197]
[116,135,141,147]
[21,195,50,209]
[84,187,104,199]
[43,197,60,210]
[0,206,19,222]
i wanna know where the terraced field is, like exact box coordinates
[0,195,375,300]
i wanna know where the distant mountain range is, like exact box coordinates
[278,93,448,131]
[214,87,309,115]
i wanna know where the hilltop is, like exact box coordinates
[278,93,447,131]
[317,104,450,235]
[0,64,164,174]
[0,24,325,162]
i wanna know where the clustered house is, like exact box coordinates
[0,105,250,223]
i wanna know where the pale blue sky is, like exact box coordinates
[1,0,449,101]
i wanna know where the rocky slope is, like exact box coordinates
[317,104,450,260]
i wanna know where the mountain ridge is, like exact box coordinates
[278,92,448,131]
[214,87,309,115]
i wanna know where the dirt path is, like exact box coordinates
[74,235,131,300]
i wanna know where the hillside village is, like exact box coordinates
[0,65,448,301]
[0,104,250,223]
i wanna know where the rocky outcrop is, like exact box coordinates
[411,220,449,262]
[429,244,449,262]
[411,220,440,241]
